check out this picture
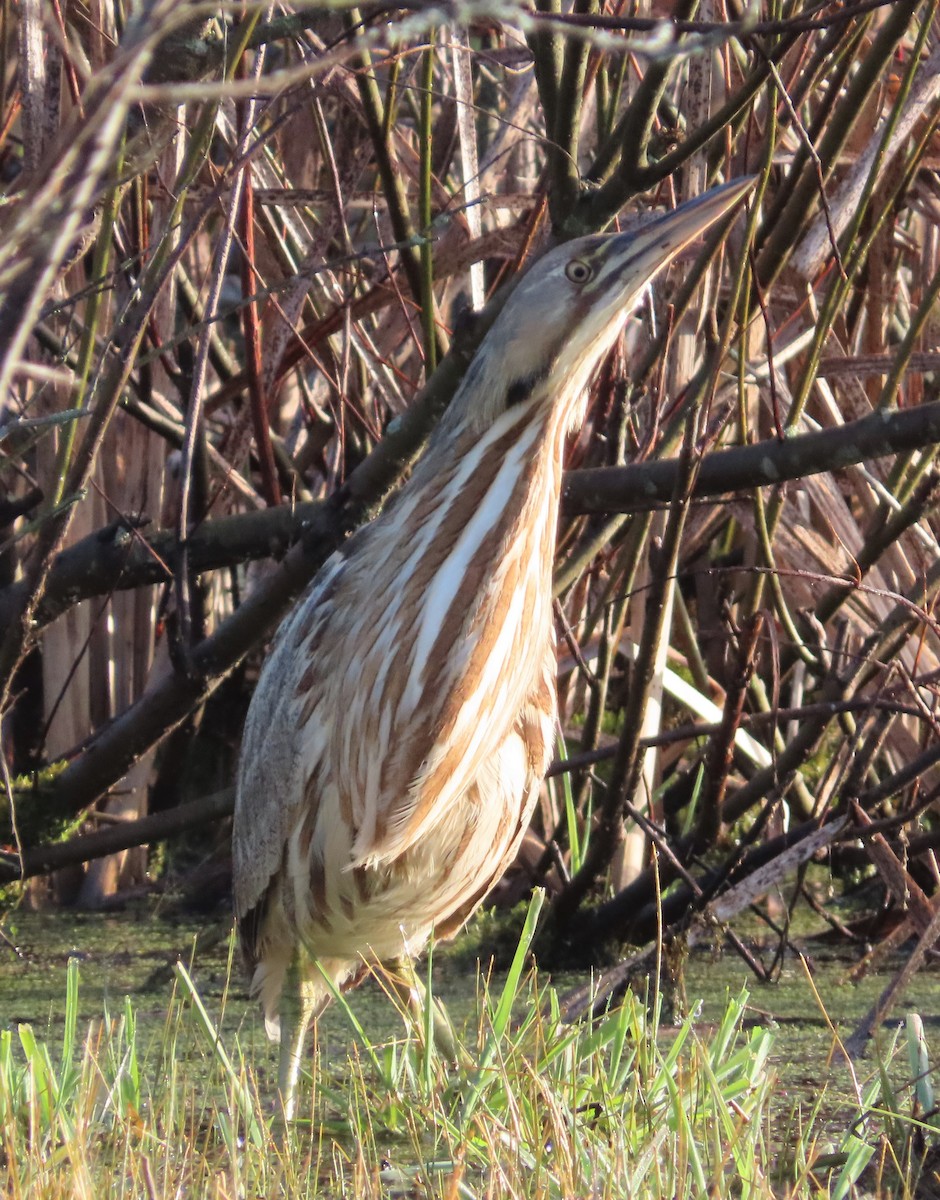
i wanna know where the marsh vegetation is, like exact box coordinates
[4,0,940,1192]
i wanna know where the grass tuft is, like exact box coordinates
[1,919,937,1197]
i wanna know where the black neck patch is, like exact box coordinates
[505,367,549,408]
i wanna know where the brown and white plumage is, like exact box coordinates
[233,179,752,1115]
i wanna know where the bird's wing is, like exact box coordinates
[232,556,346,930]
[235,514,557,896]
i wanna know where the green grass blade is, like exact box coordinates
[174,961,265,1149]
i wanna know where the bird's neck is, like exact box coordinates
[417,393,575,550]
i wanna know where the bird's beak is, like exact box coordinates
[601,176,755,291]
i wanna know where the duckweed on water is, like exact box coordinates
[1,894,938,1197]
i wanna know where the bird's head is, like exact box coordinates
[445,177,754,434]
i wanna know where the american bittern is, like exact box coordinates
[233,178,752,1117]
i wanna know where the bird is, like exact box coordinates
[232,177,753,1118]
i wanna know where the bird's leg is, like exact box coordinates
[390,957,466,1066]
[277,953,319,1122]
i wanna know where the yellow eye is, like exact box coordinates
[565,259,593,284]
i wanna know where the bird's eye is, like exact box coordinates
[565,259,593,284]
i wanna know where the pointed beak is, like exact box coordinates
[598,176,756,294]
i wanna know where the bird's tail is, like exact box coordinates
[252,948,355,1042]
[250,946,293,1042]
